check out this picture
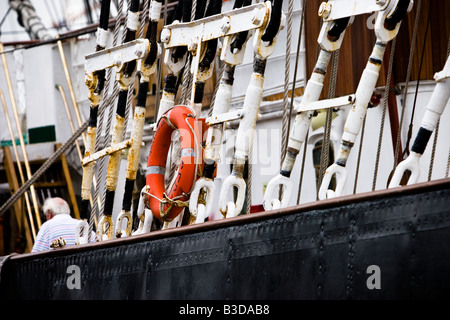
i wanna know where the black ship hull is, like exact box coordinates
[1,179,450,300]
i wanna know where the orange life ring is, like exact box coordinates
[146,105,202,221]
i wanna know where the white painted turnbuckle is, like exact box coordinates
[263,11,354,211]
[389,55,450,188]
[188,2,271,222]
[132,186,154,235]
[220,1,284,217]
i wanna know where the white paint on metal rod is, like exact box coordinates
[149,1,162,21]
[96,28,109,48]
[127,11,140,31]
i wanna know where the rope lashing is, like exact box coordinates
[143,189,190,219]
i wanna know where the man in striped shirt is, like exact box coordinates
[32,197,89,252]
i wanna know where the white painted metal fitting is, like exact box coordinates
[220,16,231,33]
[434,55,450,82]
[85,39,150,74]
[75,220,89,245]
[188,37,199,52]
[115,210,132,238]
[132,209,153,235]
[389,152,421,188]
[163,47,187,74]
[254,26,278,59]
[263,174,293,211]
[189,177,215,223]
[318,163,348,200]
[219,175,246,218]
[225,202,237,218]
[135,47,144,58]
[318,2,332,19]
[251,7,261,25]
[206,110,243,126]
[160,28,171,43]
[97,215,114,241]
[133,186,153,235]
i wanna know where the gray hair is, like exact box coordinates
[42,197,70,215]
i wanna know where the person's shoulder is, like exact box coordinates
[69,216,84,223]
[38,219,52,231]
[65,215,86,227]
[54,213,77,221]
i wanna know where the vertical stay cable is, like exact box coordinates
[428,118,439,181]
[445,36,450,178]
[290,0,307,204]
[157,0,187,122]
[116,0,160,238]
[403,0,431,159]
[287,0,307,147]
[83,0,112,238]
[353,114,366,194]
[89,0,125,237]
[280,0,294,165]
[393,0,422,168]
[100,0,141,239]
[317,49,339,198]
[180,0,198,104]
[429,36,450,181]
[296,131,309,204]
[372,37,397,191]
[153,0,168,123]
[84,0,94,25]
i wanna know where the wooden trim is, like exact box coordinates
[57,144,80,219]
[2,146,33,252]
